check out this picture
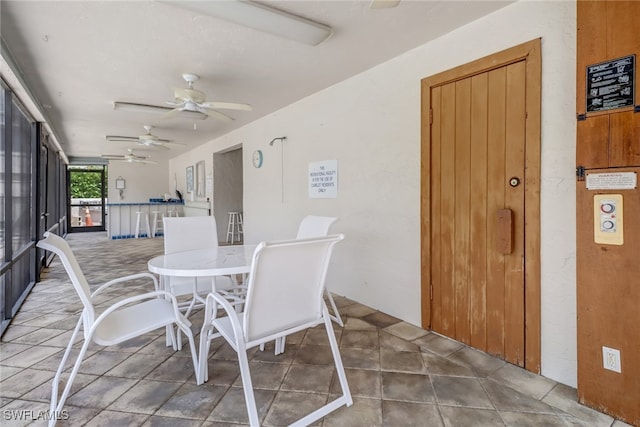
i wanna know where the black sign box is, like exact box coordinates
[586,55,635,113]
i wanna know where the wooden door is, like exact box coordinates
[421,40,541,371]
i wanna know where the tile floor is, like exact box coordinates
[0,232,630,426]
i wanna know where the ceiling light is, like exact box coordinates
[113,101,207,120]
[162,0,333,46]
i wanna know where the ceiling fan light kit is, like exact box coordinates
[162,0,333,46]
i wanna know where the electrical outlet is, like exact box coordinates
[602,346,621,373]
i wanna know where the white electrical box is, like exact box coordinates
[593,194,624,245]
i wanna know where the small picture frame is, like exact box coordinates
[115,177,126,189]
[186,166,194,192]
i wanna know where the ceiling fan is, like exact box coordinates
[106,125,185,150]
[101,149,158,165]
[164,73,252,122]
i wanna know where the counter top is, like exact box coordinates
[107,201,184,207]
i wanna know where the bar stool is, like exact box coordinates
[226,212,243,244]
[134,211,151,239]
[151,211,165,238]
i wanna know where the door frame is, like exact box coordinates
[420,39,542,373]
[67,166,107,233]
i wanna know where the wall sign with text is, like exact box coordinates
[586,54,635,113]
[309,160,338,198]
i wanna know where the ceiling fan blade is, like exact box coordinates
[370,0,400,9]
[106,135,138,142]
[201,101,252,111]
[162,108,183,119]
[139,141,170,150]
[162,140,187,147]
[101,154,126,159]
[165,100,184,108]
[114,101,174,114]
[135,159,158,165]
[199,107,234,122]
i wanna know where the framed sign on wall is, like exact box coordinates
[309,159,338,198]
[196,160,206,197]
[186,166,194,192]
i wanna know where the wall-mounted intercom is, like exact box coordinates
[593,194,624,245]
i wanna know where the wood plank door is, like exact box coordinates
[421,40,541,370]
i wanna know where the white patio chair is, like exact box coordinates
[296,215,343,326]
[36,232,197,427]
[197,235,352,426]
[163,216,242,317]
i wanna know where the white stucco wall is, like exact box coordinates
[169,1,577,387]
[106,159,171,203]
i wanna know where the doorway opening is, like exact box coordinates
[213,146,243,245]
[68,165,106,232]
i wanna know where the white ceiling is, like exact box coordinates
[1,0,511,163]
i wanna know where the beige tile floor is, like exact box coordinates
[0,232,630,426]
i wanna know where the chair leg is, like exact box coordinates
[236,343,260,426]
[48,318,81,425]
[197,326,213,385]
[175,321,199,383]
[325,289,344,327]
[274,336,286,355]
[50,320,93,427]
[323,310,352,406]
[288,312,353,427]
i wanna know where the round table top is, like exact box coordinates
[148,244,257,277]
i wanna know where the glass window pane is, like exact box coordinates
[11,100,32,253]
[0,87,5,260]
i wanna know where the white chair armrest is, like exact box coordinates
[202,292,244,338]
[91,272,159,297]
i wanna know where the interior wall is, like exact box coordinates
[169,1,577,386]
[106,159,170,203]
[213,148,243,242]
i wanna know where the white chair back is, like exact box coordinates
[242,234,344,343]
[296,215,337,239]
[36,232,96,330]
[163,216,219,254]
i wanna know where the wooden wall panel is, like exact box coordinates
[576,0,607,115]
[454,78,471,345]
[485,67,507,359]
[429,86,442,331]
[609,111,640,167]
[576,169,640,425]
[607,2,640,65]
[576,1,640,424]
[469,73,488,351]
[439,82,456,336]
[504,61,526,367]
[576,115,610,168]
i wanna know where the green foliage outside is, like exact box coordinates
[69,167,106,198]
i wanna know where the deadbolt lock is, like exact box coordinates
[509,177,520,187]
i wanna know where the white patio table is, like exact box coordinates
[148,244,257,347]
